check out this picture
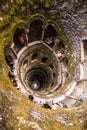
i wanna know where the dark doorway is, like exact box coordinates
[44,24,57,48]
[28,19,43,42]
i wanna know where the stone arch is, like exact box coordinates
[28,16,45,43]
[55,40,65,52]
[13,27,26,53]
[43,23,57,48]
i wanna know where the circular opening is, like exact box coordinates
[41,57,48,63]
[23,59,28,66]
[27,68,50,91]
[31,52,38,60]
[16,42,59,96]
[49,64,54,70]
[13,27,26,53]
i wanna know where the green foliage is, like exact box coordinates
[39,0,53,8]
[50,15,57,20]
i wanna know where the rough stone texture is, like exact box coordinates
[0,0,87,129]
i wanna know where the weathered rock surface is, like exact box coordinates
[0,0,87,129]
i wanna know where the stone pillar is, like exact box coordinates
[80,41,84,63]
[80,41,84,79]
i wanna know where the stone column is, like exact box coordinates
[80,41,84,63]
[80,41,84,79]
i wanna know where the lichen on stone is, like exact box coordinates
[0,0,87,130]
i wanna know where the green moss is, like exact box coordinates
[21,6,26,12]
[35,0,53,9]
[50,15,57,20]
[26,13,46,26]
[13,16,25,24]
[9,3,16,16]
[0,14,11,28]
[0,95,2,101]
[0,93,15,129]
[26,0,38,11]
[14,0,24,5]
[39,0,44,4]
[0,1,87,129]
[45,0,53,8]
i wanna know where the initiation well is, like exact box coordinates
[4,16,77,109]
[3,13,87,110]
[1,1,87,129]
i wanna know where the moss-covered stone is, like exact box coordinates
[0,0,87,130]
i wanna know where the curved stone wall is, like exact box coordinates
[0,0,87,129]
[4,16,76,109]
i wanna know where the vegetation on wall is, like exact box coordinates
[0,0,87,129]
